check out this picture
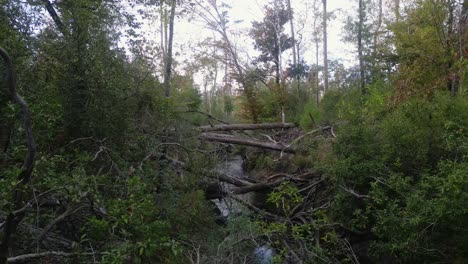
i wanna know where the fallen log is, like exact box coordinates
[200,133,295,153]
[199,122,296,132]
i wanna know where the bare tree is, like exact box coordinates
[286,0,298,66]
[358,0,366,93]
[372,0,383,79]
[322,0,329,92]
[163,0,177,97]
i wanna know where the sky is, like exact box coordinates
[137,0,359,87]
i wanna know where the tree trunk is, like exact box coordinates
[358,0,366,94]
[0,48,36,264]
[395,0,400,23]
[42,0,90,138]
[446,0,457,96]
[286,0,297,66]
[460,0,468,92]
[163,0,176,98]
[199,122,296,132]
[160,2,166,60]
[274,0,282,85]
[322,0,329,92]
[372,0,382,80]
[200,133,295,153]
[313,0,320,104]
[41,0,66,35]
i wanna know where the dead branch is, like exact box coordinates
[31,206,86,249]
[199,122,296,132]
[200,133,295,153]
[139,143,206,170]
[7,251,108,263]
[341,186,371,199]
[207,173,254,187]
[229,196,283,221]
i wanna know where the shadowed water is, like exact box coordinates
[214,155,275,264]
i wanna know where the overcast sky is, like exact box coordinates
[137,0,359,87]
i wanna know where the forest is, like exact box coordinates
[0,0,467,263]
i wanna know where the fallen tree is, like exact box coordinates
[200,133,295,153]
[199,122,296,132]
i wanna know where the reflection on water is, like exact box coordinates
[254,245,275,264]
[214,156,275,263]
[213,155,251,217]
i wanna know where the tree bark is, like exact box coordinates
[199,122,296,132]
[394,0,400,23]
[199,133,295,153]
[286,0,297,67]
[372,0,382,80]
[358,0,366,94]
[41,0,66,35]
[322,0,329,92]
[446,0,457,96]
[0,48,37,264]
[163,0,176,97]
[313,0,320,104]
[460,0,468,92]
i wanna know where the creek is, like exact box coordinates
[213,155,275,264]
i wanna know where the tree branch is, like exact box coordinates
[41,0,67,36]
[0,47,37,264]
[7,251,108,263]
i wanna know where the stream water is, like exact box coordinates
[213,155,252,217]
[213,155,275,264]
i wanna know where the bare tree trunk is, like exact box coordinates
[372,0,383,80]
[358,0,366,94]
[313,0,320,104]
[160,2,166,60]
[199,122,296,132]
[395,0,400,23]
[41,0,66,35]
[274,0,282,85]
[286,0,297,66]
[446,0,457,96]
[200,133,295,153]
[163,0,176,98]
[322,0,329,92]
[460,0,468,92]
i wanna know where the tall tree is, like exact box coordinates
[193,0,261,122]
[250,0,293,85]
[460,0,468,92]
[391,0,461,99]
[358,0,365,93]
[286,0,298,66]
[250,0,294,122]
[394,0,400,22]
[163,0,177,97]
[322,0,329,92]
[311,0,321,104]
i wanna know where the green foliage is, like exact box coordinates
[267,182,303,215]
[298,99,320,129]
[391,0,457,99]
[326,92,468,262]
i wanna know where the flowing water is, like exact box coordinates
[213,155,252,217]
[213,155,275,264]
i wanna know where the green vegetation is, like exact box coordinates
[0,0,467,263]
